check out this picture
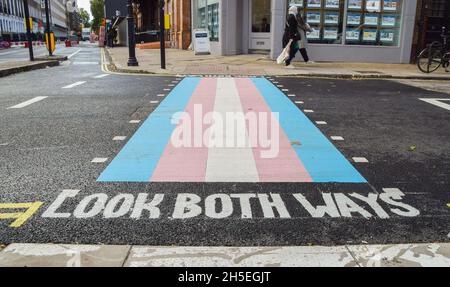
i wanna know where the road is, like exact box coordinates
[0,43,88,63]
[0,44,449,246]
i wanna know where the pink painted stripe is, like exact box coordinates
[235,78,313,182]
[150,78,217,182]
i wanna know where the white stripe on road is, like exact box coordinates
[94,74,110,79]
[73,62,99,65]
[67,49,82,59]
[7,96,48,109]
[205,78,259,182]
[62,81,87,89]
[419,98,450,111]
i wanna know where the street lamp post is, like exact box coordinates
[22,0,34,61]
[159,0,166,69]
[127,0,138,66]
[44,0,52,56]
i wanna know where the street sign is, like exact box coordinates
[164,14,170,30]
[193,29,211,55]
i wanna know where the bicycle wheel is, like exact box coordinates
[417,42,443,73]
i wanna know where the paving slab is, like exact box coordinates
[0,244,131,267]
[124,246,355,267]
[347,243,450,267]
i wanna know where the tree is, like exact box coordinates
[79,8,91,28]
[90,0,105,32]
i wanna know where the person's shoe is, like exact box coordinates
[305,60,315,64]
[285,64,296,69]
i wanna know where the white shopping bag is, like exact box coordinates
[277,39,293,64]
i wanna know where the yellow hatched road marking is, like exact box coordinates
[0,202,43,228]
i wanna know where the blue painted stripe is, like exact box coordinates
[97,77,201,182]
[252,78,366,183]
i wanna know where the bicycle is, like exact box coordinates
[417,27,450,73]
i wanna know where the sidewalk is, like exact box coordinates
[105,47,450,80]
[0,60,60,78]
[0,243,449,267]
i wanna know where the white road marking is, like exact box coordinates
[7,96,48,109]
[282,89,289,92]
[168,84,175,87]
[113,136,127,141]
[287,94,296,97]
[62,81,87,89]
[205,78,259,182]
[129,120,141,124]
[304,110,314,113]
[419,98,450,111]
[163,89,171,91]
[315,121,327,125]
[67,49,82,59]
[353,157,369,163]
[295,101,304,104]
[157,94,165,97]
[150,101,159,104]
[91,158,108,163]
[331,136,344,141]
[94,74,110,79]
[277,85,284,88]
[73,62,99,65]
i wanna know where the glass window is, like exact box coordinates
[288,0,346,44]
[345,0,403,46]
[287,0,403,46]
[194,0,219,42]
[252,0,271,33]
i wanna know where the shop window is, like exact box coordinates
[345,0,403,46]
[194,0,219,42]
[287,0,403,46]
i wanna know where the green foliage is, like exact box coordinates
[90,0,105,32]
[79,8,91,28]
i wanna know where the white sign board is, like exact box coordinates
[194,29,211,55]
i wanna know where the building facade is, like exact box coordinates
[0,0,74,42]
[191,0,419,63]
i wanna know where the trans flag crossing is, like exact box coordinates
[97,77,366,183]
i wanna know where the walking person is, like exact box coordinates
[282,6,301,68]
[297,10,314,63]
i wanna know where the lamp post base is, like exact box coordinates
[127,58,139,66]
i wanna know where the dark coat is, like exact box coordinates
[282,14,301,48]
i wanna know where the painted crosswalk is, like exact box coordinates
[98,77,366,183]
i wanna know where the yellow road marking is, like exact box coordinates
[0,202,43,228]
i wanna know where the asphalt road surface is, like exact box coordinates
[0,45,449,246]
[0,43,89,63]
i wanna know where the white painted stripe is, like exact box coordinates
[73,62,99,65]
[331,136,344,141]
[129,120,141,124]
[91,158,108,163]
[205,78,259,182]
[94,74,110,79]
[287,94,296,97]
[150,101,159,104]
[315,121,328,125]
[113,136,127,141]
[67,49,82,59]
[7,96,48,109]
[163,89,171,91]
[295,101,304,104]
[62,81,87,89]
[157,94,165,97]
[282,89,289,92]
[419,98,450,111]
[277,85,284,88]
[353,157,369,163]
[304,110,314,113]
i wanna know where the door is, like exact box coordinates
[248,0,272,51]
